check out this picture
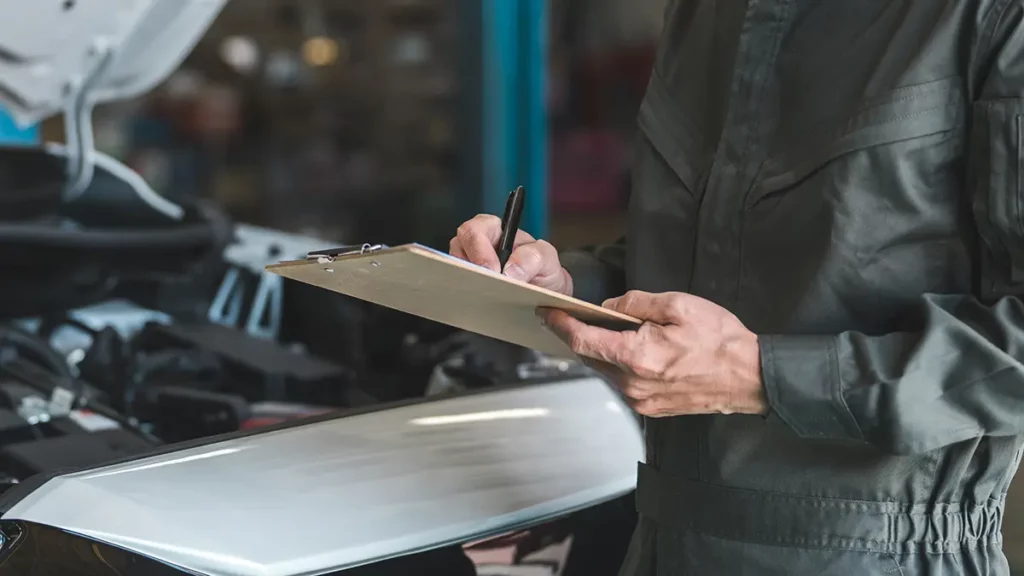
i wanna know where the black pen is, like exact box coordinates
[497,185,525,272]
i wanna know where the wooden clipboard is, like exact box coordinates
[266,243,642,357]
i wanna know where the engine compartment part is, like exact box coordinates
[134,321,356,405]
[1,429,153,480]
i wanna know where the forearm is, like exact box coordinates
[762,0,1024,454]
[762,293,1024,455]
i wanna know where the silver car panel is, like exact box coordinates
[2,377,644,576]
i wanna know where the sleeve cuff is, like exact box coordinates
[760,334,864,442]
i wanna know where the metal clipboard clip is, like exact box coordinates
[306,243,389,263]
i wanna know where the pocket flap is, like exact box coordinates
[748,77,966,207]
[638,71,714,197]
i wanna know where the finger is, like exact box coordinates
[451,225,532,256]
[617,376,659,401]
[629,391,717,417]
[456,214,503,272]
[583,358,660,400]
[603,291,687,325]
[542,308,630,365]
[448,237,468,260]
[627,396,668,417]
[511,228,537,247]
[504,240,560,283]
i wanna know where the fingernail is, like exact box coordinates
[504,264,526,281]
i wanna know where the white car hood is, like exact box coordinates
[0,0,226,126]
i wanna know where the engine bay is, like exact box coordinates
[0,154,634,574]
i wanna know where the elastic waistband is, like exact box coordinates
[636,463,1004,554]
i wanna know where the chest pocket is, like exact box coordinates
[746,76,966,209]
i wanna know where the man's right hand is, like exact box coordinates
[449,214,574,296]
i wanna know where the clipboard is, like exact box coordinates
[266,243,642,357]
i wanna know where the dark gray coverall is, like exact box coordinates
[560,1,1024,574]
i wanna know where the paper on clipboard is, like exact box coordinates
[266,243,642,357]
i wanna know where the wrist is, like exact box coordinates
[726,330,768,415]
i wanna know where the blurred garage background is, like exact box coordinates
[18,0,661,251]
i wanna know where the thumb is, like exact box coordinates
[603,291,684,324]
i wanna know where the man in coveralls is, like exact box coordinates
[452,1,1024,574]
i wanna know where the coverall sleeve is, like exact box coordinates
[560,237,627,305]
[761,0,1024,456]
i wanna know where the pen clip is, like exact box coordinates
[306,243,388,262]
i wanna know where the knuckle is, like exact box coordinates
[472,213,500,231]
[534,241,561,266]
[567,332,587,354]
[643,397,667,417]
[634,359,663,380]
[618,347,639,370]
[620,290,643,311]
[634,399,656,416]
[514,245,544,270]
[635,348,668,379]
[458,215,492,237]
[460,229,485,247]
[668,298,688,320]
[622,379,650,400]
[533,239,555,255]
[620,344,649,373]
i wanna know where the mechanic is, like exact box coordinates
[450,1,1024,574]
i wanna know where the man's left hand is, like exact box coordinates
[542,291,768,417]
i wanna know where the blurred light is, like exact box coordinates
[409,408,550,427]
[89,448,245,478]
[266,50,302,86]
[302,36,339,67]
[394,33,429,64]
[164,70,204,99]
[66,348,86,366]
[220,36,260,74]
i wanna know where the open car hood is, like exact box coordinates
[0,377,644,576]
[0,0,226,127]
